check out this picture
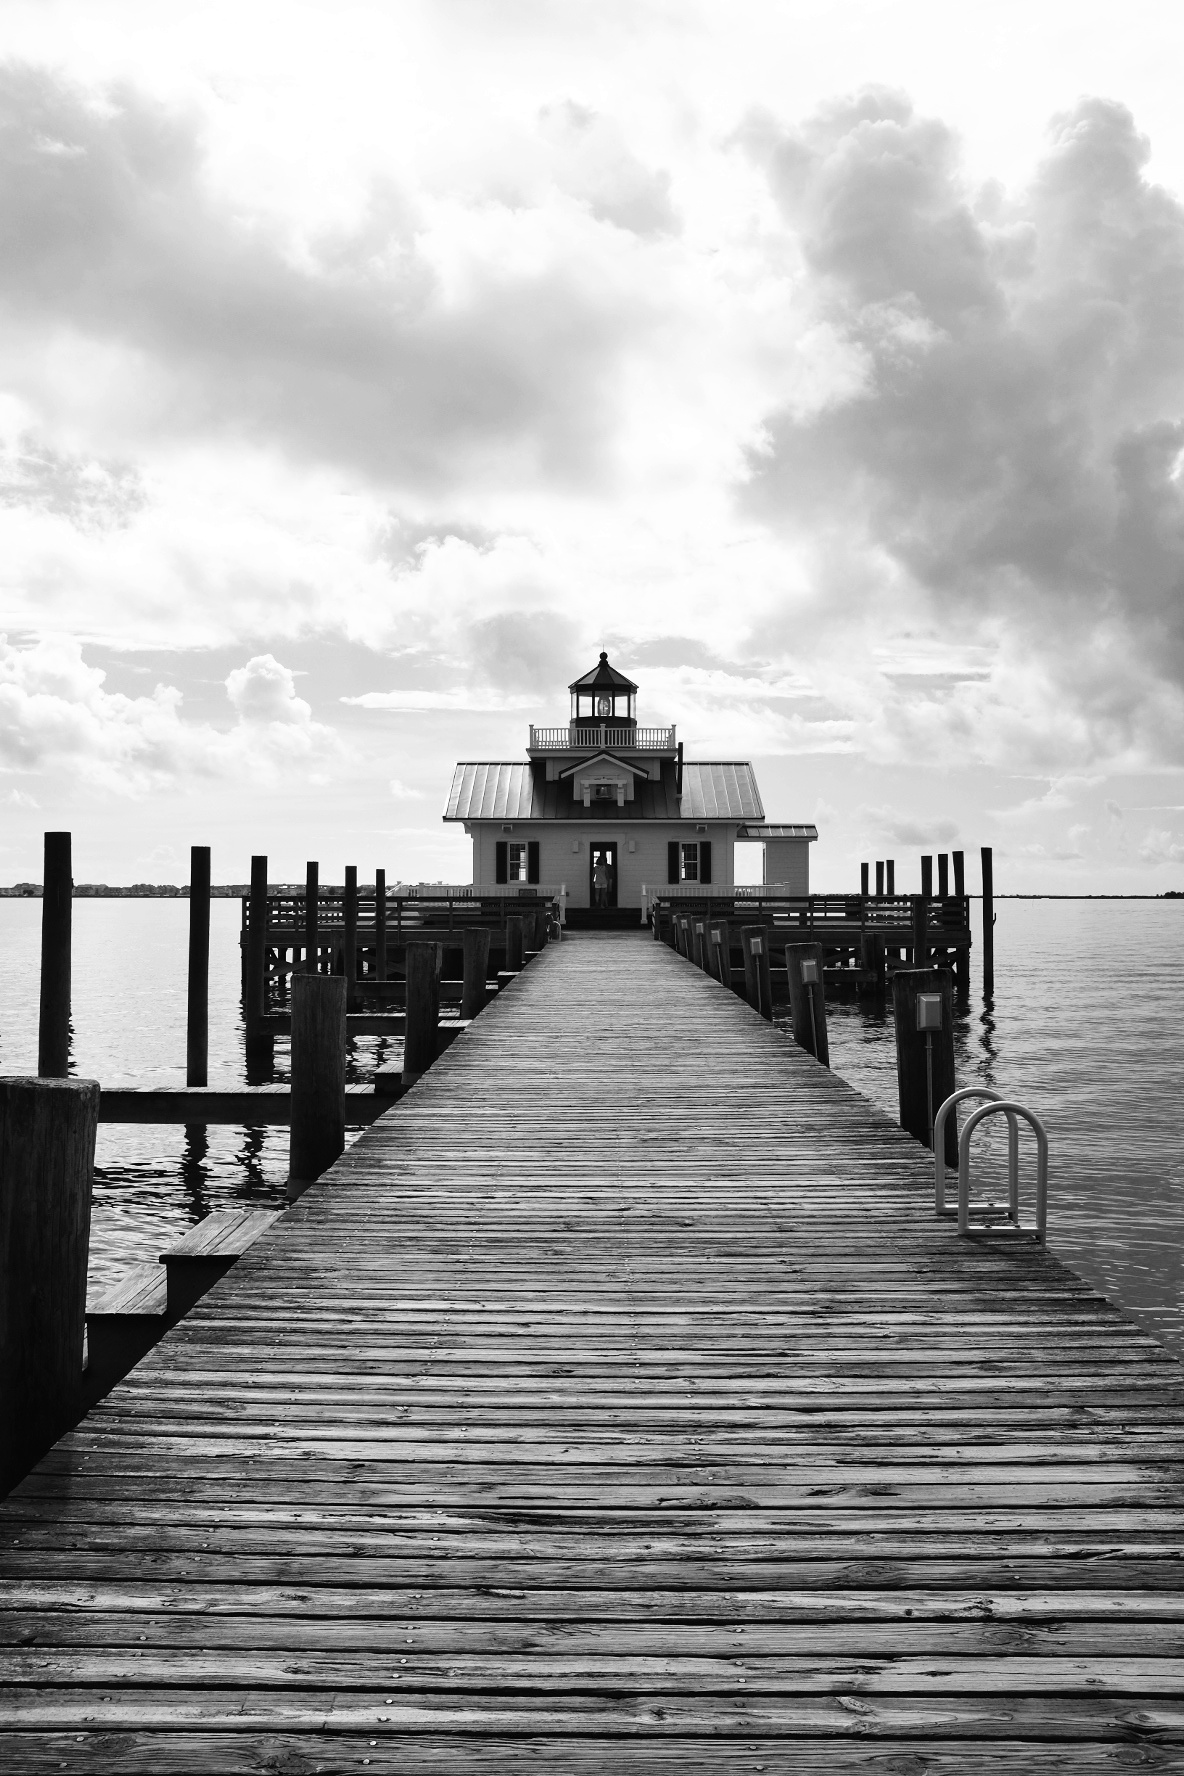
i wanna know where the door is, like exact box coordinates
[589,841,618,909]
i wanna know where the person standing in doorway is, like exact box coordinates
[593,857,609,909]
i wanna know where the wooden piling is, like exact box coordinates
[911,893,929,967]
[37,831,72,1078]
[0,1076,98,1492]
[875,860,884,897]
[691,916,710,972]
[375,869,387,981]
[739,925,773,1021]
[344,866,358,1007]
[461,927,491,1019]
[982,844,995,998]
[708,917,731,986]
[860,862,869,895]
[186,845,210,1088]
[785,941,829,1066]
[245,855,270,1055]
[505,916,525,973]
[404,941,442,1080]
[886,858,895,894]
[891,966,958,1163]
[920,854,933,897]
[938,852,949,897]
[304,861,318,973]
[288,975,346,1200]
[952,849,965,897]
[860,927,887,997]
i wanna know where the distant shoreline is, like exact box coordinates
[0,886,1180,901]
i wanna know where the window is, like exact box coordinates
[680,842,698,882]
[509,843,528,881]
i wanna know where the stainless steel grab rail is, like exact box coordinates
[933,1088,1017,1219]
[958,1100,1049,1242]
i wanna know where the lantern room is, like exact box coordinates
[569,652,637,732]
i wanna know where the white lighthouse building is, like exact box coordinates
[444,653,817,922]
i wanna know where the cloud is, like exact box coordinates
[741,90,1184,767]
[0,63,653,495]
[0,635,341,792]
[0,433,146,532]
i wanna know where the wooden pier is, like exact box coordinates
[3,932,1184,1769]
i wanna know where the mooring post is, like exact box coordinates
[187,844,211,1087]
[875,861,884,897]
[785,941,829,1065]
[0,1076,99,1492]
[38,831,72,1078]
[952,849,965,898]
[505,916,525,973]
[740,925,773,1020]
[938,853,949,897]
[911,894,929,968]
[344,866,359,1008]
[891,967,957,1163]
[921,855,933,898]
[708,917,731,986]
[404,940,442,1081]
[288,974,347,1201]
[886,859,895,895]
[859,927,887,997]
[245,855,270,1055]
[375,868,387,981]
[461,927,491,1019]
[981,845,995,999]
[860,862,869,896]
[304,861,319,973]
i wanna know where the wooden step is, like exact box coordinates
[84,1264,168,1405]
[160,1209,280,1320]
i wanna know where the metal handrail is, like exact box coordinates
[933,1089,1017,1219]
[958,1100,1049,1242]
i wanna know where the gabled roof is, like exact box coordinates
[444,760,765,822]
[568,651,638,694]
[556,750,638,780]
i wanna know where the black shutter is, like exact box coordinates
[527,840,540,884]
[667,840,680,885]
[699,840,712,884]
[495,841,508,884]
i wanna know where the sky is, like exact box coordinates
[3,0,1184,892]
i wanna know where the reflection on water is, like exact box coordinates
[1,897,1182,1350]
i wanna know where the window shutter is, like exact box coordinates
[527,840,540,884]
[667,840,680,886]
[495,841,508,884]
[700,840,712,885]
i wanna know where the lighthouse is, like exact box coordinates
[444,652,817,923]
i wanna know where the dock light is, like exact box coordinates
[799,957,819,985]
[750,935,763,955]
[916,993,943,1032]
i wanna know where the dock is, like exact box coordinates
[2,930,1183,1768]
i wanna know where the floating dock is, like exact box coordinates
[2,932,1182,1769]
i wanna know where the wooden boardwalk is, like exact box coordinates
[2,931,1184,1771]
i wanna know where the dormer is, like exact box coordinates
[558,751,639,809]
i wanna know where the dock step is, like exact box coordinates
[160,1208,280,1320]
[84,1263,168,1405]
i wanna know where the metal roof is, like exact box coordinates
[568,651,638,694]
[444,759,765,822]
[738,822,819,841]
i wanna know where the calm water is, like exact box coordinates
[1,899,1182,1351]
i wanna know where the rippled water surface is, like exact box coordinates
[1,897,1182,1349]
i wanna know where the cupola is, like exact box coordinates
[568,652,638,732]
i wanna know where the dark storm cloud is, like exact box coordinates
[742,90,1184,753]
[0,64,645,491]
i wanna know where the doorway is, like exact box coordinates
[589,841,618,910]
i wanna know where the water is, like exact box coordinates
[1,898,1182,1351]
[814,899,1184,1354]
[0,900,396,1293]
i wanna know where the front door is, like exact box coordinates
[589,841,618,910]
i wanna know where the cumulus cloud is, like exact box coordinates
[742,90,1184,767]
[0,434,146,532]
[0,636,341,792]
